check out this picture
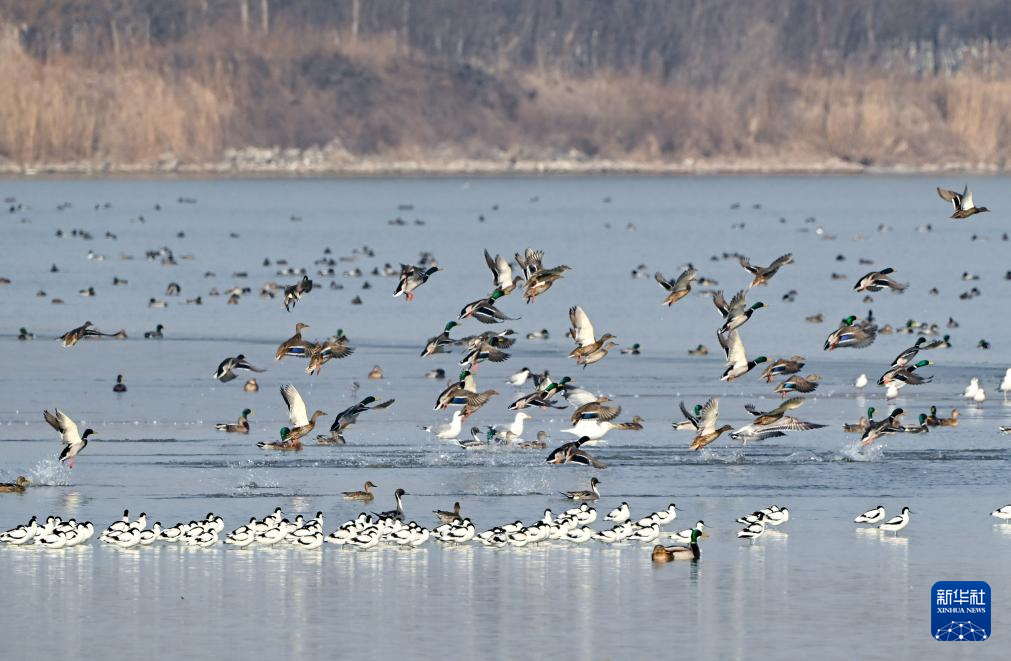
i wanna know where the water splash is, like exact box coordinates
[834,442,884,462]
[28,459,72,486]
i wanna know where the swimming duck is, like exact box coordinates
[367,365,384,380]
[283,275,314,311]
[257,426,299,450]
[113,374,127,393]
[738,253,793,288]
[213,354,266,382]
[926,405,958,427]
[143,324,164,339]
[279,384,327,442]
[394,264,441,301]
[43,408,94,468]
[860,408,904,446]
[215,408,252,434]
[774,374,820,396]
[433,502,463,525]
[903,413,930,433]
[718,329,767,381]
[526,329,550,340]
[343,481,378,502]
[484,249,522,295]
[688,344,709,356]
[421,321,459,357]
[690,397,733,450]
[374,488,408,521]
[879,507,911,533]
[655,266,698,306]
[937,185,989,219]
[823,315,877,351]
[844,407,874,433]
[854,267,907,292]
[18,327,34,340]
[0,476,30,493]
[562,477,601,501]
[275,322,312,360]
[761,356,805,382]
[244,379,259,392]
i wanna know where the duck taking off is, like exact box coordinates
[43,409,94,468]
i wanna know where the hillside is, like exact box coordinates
[2,0,1011,173]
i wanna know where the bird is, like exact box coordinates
[43,409,94,468]
[423,410,465,440]
[393,264,441,301]
[143,324,164,339]
[854,267,907,293]
[244,379,259,392]
[506,367,532,387]
[761,356,805,382]
[937,185,989,219]
[718,329,767,381]
[854,505,886,524]
[774,374,820,396]
[655,266,697,306]
[1000,368,1011,402]
[257,427,295,451]
[990,505,1011,521]
[926,406,959,427]
[374,488,408,521]
[58,321,101,347]
[824,315,877,350]
[879,360,933,387]
[421,321,459,357]
[112,374,127,393]
[561,477,601,501]
[672,401,702,431]
[343,481,378,502]
[606,502,630,523]
[490,412,532,442]
[521,257,570,303]
[0,476,30,493]
[305,335,355,375]
[878,507,911,533]
[319,396,395,443]
[458,290,516,324]
[433,502,463,525]
[738,253,793,287]
[569,396,621,426]
[279,384,326,444]
[213,354,266,382]
[843,407,874,433]
[568,306,616,367]
[484,249,521,294]
[561,416,642,441]
[690,398,733,450]
[963,377,981,400]
[860,408,904,446]
[275,322,312,360]
[215,408,252,434]
[283,275,314,311]
[855,374,868,388]
[651,529,702,562]
[715,290,766,333]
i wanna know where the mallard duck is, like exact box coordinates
[732,407,825,444]
[368,365,384,380]
[459,336,511,370]
[570,397,621,426]
[58,321,101,347]
[745,397,806,426]
[926,406,959,427]
[433,502,463,525]
[889,337,926,368]
[562,416,642,441]
[672,401,702,431]
[257,426,299,451]
[880,360,934,388]
[523,266,570,303]
[323,396,395,440]
[854,267,907,293]
[688,344,709,356]
[561,477,601,501]
[279,384,326,442]
[459,290,516,324]
[215,408,252,434]
[718,329,767,381]
[244,379,259,392]
[580,340,618,367]
[43,408,94,468]
[305,336,355,375]
[655,266,697,306]
[903,413,930,433]
[421,321,459,357]
[213,354,266,382]
[715,290,766,333]
[343,481,378,502]
[275,322,312,360]
[843,408,874,433]
[374,488,408,521]
[823,315,877,351]
[774,374,819,396]
[484,249,521,295]
[113,374,127,393]
[509,376,571,410]
[860,408,904,446]
[937,185,989,219]
[526,328,550,340]
[143,324,164,339]
[761,356,805,382]
[514,248,544,280]
[738,253,793,288]
[690,398,733,450]
[0,476,30,493]
[393,264,441,301]
[652,529,701,562]
[519,430,550,450]
[922,334,951,350]
[283,275,314,311]
[17,327,34,340]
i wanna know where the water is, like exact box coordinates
[1,175,1010,659]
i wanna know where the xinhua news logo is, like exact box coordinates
[932,581,991,641]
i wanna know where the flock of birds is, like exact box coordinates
[2,183,1011,563]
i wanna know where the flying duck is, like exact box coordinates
[937,185,989,219]
[738,253,793,287]
[43,409,94,468]
[689,398,733,450]
[854,268,907,293]
[213,354,266,382]
[394,264,441,301]
[655,266,698,306]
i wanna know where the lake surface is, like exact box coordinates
[1,175,1010,659]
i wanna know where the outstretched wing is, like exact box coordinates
[712,290,729,316]
[679,401,699,425]
[738,256,759,276]
[673,267,697,290]
[569,306,596,348]
[698,397,719,435]
[768,253,793,272]
[720,329,747,369]
[281,384,309,428]
[654,272,673,291]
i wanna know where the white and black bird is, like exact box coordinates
[213,354,266,382]
[43,408,94,468]
[854,505,886,524]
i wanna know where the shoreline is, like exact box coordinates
[0,155,1007,179]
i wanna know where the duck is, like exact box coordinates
[879,360,934,387]
[421,321,459,357]
[393,264,441,301]
[824,316,877,350]
[690,398,733,450]
[215,408,252,434]
[343,481,378,502]
[774,374,820,396]
[843,407,874,433]
[423,410,465,440]
[526,329,550,340]
[43,408,94,468]
[570,396,622,426]
[921,334,951,350]
[58,321,100,347]
[484,249,522,295]
[279,384,326,443]
[426,368,446,379]
[143,324,164,339]
[620,343,641,355]
[879,506,911,533]
[567,306,616,366]
[244,379,259,392]
[860,408,904,446]
[654,266,698,306]
[522,265,570,303]
[0,476,30,494]
[853,267,907,292]
[282,275,314,311]
[323,396,395,442]
[744,397,807,426]
[257,427,299,451]
[926,405,959,427]
[903,413,930,433]
[459,290,517,324]
[688,344,709,356]
[433,502,463,525]
[888,337,927,368]
[761,356,805,382]
[459,336,511,370]
[718,329,767,381]
[715,290,766,333]
[275,322,312,360]
[305,335,355,375]
[368,365,384,380]
[562,477,601,501]
[562,416,642,441]
[113,374,127,393]
[17,327,34,341]
[738,253,793,288]
[374,488,408,521]
[937,185,989,219]
[213,354,266,382]
[672,401,702,431]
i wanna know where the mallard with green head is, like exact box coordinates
[652,529,702,562]
[824,315,877,351]
[215,408,252,434]
[393,264,441,301]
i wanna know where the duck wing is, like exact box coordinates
[697,397,720,435]
[281,384,309,428]
[654,272,673,291]
[679,401,700,426]
[569,306,596,348]
[673,267,697,291]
